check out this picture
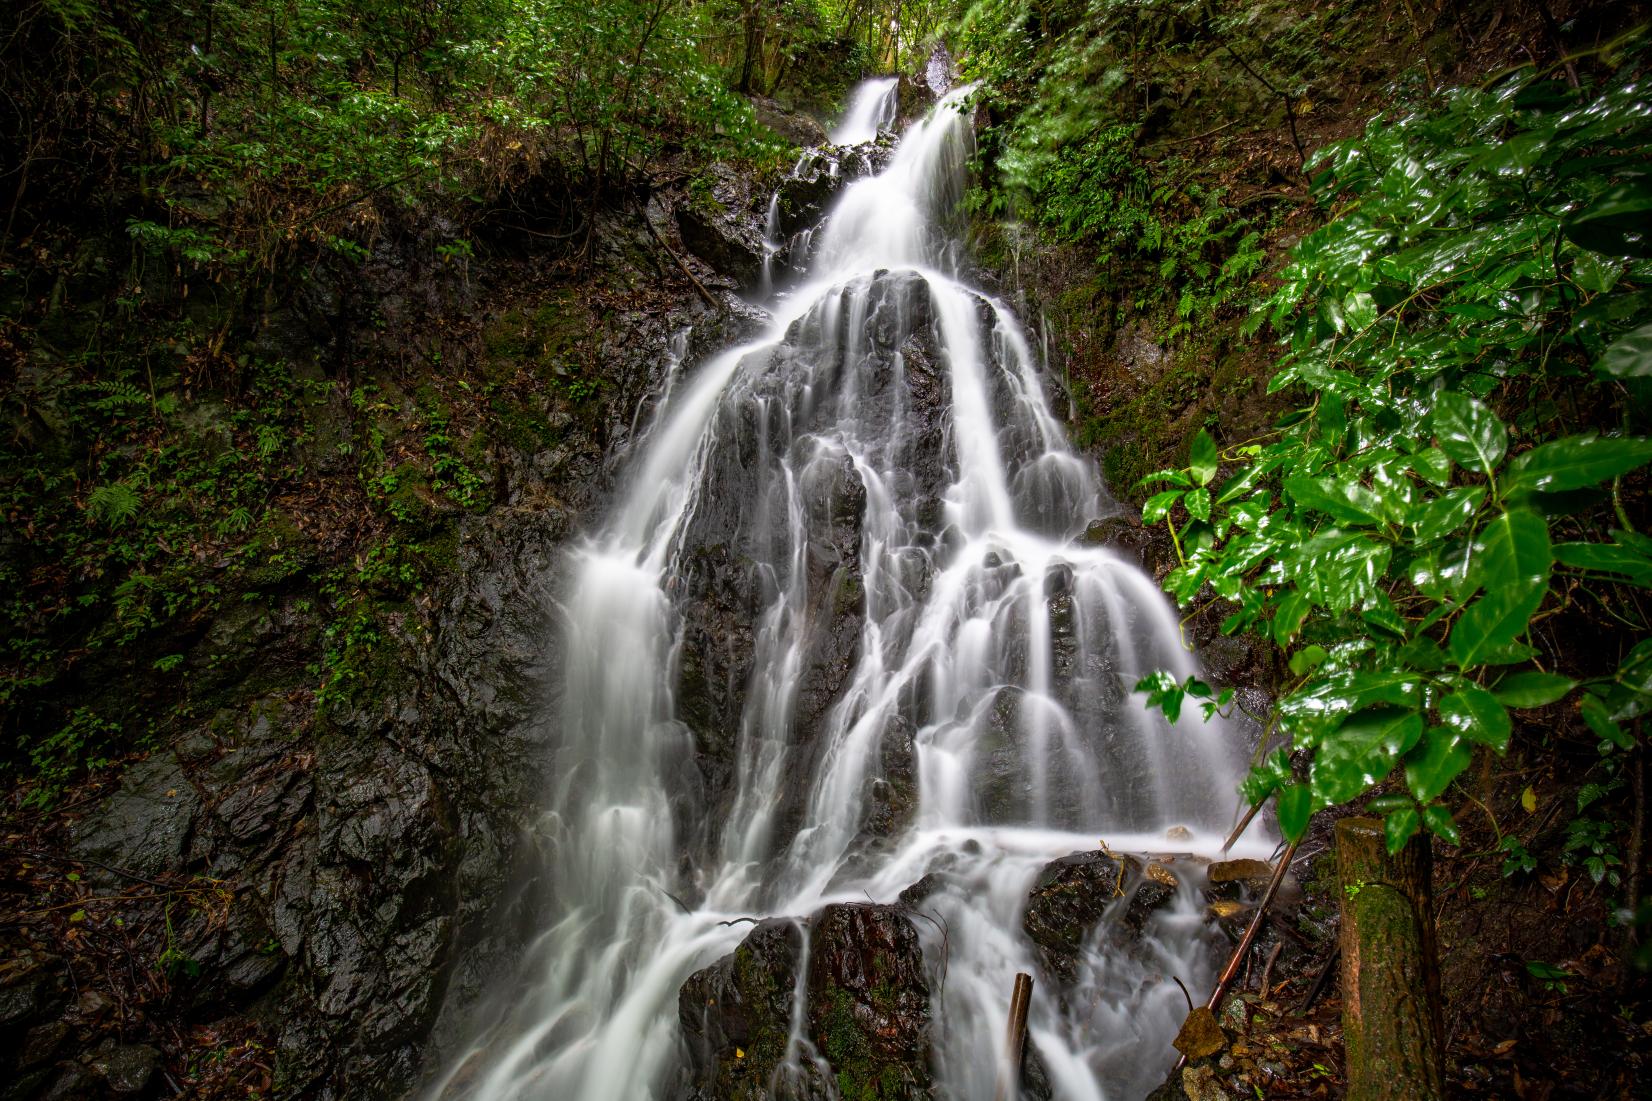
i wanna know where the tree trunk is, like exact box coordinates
[1337,817,1445,1101]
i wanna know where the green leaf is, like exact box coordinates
[1285,474,1388,526]
[1311,708,1423,804]
[1597,321,1652,379]
[1142,489,1183,525]
[1412,447,1452,488]
[1412,486,1484,543]
[1277,783,1312,843]
[1493,671,1575,709]
[1384,805,1420,853]
[1563,180,1652,258]
[1279,669,1424,743]
[1438,682,1512,751]
[1423,804,1461,845]
[1432,392,1507,475]
[1448,510,1552,668]
[1506,434,1652,495]
[1184,486,1212,522]
[1405,726,1472,803]
[1579,693,1633,749]
[1553,540,1652,585]
[1288,644,1329,677]
[1189,430,1219,486]
[1139,469,1194,489]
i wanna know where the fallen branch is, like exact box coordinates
[996,971,1034,1101]
[637,204,718,309]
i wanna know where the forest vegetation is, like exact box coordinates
[2,0,1651,1097]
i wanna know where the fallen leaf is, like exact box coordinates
[1521,786,1537,812]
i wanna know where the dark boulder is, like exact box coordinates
[677,206,766,287]
[750,96,829,147]
[807,904,932,1101]
[679,919,809,1101]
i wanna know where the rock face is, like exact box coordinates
[806,904,932,1101]
[680,920,807,1101]
[679,903,933,1101]
[1022,850,1181,978]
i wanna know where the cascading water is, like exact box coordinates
[428,82,1261,1101]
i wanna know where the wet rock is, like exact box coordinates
[1197,636,1252,687]
[1022,850,1143,977]
[71,753,200,886]
[17,1022,69,1070]
[1122,871,1178,933]
[677,204,766,287]
[897,873,943,908]
[0,953,68,1029]
[1080,514,1169,576]
[88,1041,161,1094]
[1205,859,1273,901]
[807,904,931,1101]
[750,96,829,146]
[36,1062,99,1101]
[679,919,807,1101]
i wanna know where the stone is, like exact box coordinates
[1172,1007,1227,1061]
[1022,850,1142,975]
[1206,858,1272,898]
[89,1042,161,1094]
[1180,1063,1234,1101]
[37,1062,99,1101]
[18,1021,70,1069]
[1164,825,1194,843]
[807,903,931,1101]
[676,205,765,286]
[71,753,200,886]
[679,919,806,1100]
[0,953,67,1028]
[749,95,829,146]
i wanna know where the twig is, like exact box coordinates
[1257,940,1283,997]
[1223,801,1264,853]
[1171,974,1194,1013]
[0,844,176,890]
[1297,946,1340,1013]
[637,205,718,309]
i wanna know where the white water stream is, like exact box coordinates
[428,82,1257,1101]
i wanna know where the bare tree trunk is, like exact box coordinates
[1337,817,1445,1101]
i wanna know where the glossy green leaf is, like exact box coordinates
[1505,434,1652,495]
[1142,489,1183,525]
[1277,783,1313,843]
[1579,693,1633,750]
[1189,430,1219,486]
[1278,669,1423,743]
[1423,804,1461,845]
[1285,474,1388,526]
[1412,447,1452,488]
[1598,321,1652,379]
[1563,180,1652,258]
[1405,726,1472,803]
[1138,468,1194,488]
[1432,392,1506,475]
[1492,671,1575,709]
[1288,644,1328,677]
[1438,682,1512,751]
[1448,510,1551,668]
[1412,486,1484,543]
[1184,486,1211,522]
[1311,708,1423,804]
[1553,540,1652,585]
[1384,805,1420,854]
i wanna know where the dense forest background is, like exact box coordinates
[3,0,1651,1098]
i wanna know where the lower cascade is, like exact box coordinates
[428,81,1261,1101]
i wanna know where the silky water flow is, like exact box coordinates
[427,81,1262,1101]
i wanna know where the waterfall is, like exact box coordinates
[427,82,1258,1101]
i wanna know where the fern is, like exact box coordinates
[86,482,141,527]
